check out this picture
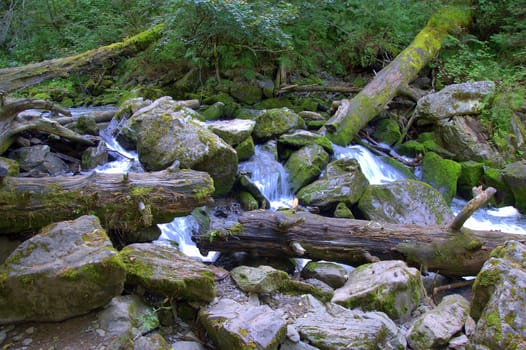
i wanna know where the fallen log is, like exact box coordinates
[323,6,472,145]
[0,24,163,93]
[278,84,361,94]
[195,210,524,277]
[0,169,214,237]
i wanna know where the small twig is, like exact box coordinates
[433,280,474,296]
[450,186,497,231]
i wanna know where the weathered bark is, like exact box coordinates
[195,210,524,277]
[0,97,94,155]
[0,24,163,93]
[0,169,214,236]
[278,84,361,94]
[323,6,472,145]
[449,186,497,230]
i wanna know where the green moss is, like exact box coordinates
[486,311,503,341]
[131,186,154,198]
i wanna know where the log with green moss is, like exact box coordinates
[195,210,524,277]
[323,5,472,145]
[0,169,214,237]
[0,24,163,93]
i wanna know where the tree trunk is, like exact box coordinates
[323,6,472,145]
[0,24,163,93]
[195,210,524,277]
[0,169,214,236]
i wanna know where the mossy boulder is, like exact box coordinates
[255,97,294,110]
[357,179,454,225]
[278,129,333,155]
[0,216,126,324]
[239,191,259,210]
[252,108,305,141]
[395,140,426,158]
[297,158,369,210]
[285,144,329,193]
[235,136,255,161]
[407,295,470,350]
[333,202,354,218]
[372,117,402,146]
[199,298,287,350]
[422,152,461,204]
[470,240,526,349]
[81,142,109,170]
[301,261,348,289]
[0,157,19,176]
[482,166,515,207]
[230,82,263,105]
[501,160,526,214]
[207,119,256,147]
[124,97,238,195]
[119,243,216,303]
[201,102,225,121]
[458,161,484,199]
[332,260,423,322]
[230,265,289,294]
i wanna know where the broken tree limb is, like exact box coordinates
[0,169,214,236]
[450,186,497,231]
[195,210,524,277]
[323,6,472,145]
[0,24,163,93]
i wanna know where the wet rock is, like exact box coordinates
[119,243,216,303]
[278,129,334,154]
[170,340,206,350]
[253,108,305,141]
[133,333,171,350]
[0,216,126,324]
[372,117,402,146]
[470,240,526,349]
[201,102,225,121]
[199,298,287,350]
[501,160,526,214]
[332,260,423,322]
[407,294,470,350]
[301,261,348,289]
[458,161,485,199]
[357,179,454,225]
[207,118,256,147]
[81,141,108,170]
[297,158,369,210]
[285,144,329,193]
[8,145,69,176]
[231,265,289,294]
[294,294,406,349]
[422,152,461,204]
[235,136,255,161]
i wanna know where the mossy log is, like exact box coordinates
[323,6,472,145]
[0,169,214,236]
[0,24,163,93]
[195,210,524,277]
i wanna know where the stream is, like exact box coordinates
[71,107,526,263]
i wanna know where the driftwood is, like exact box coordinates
[195,209,523,277]
[0,169,214,236]
[323,6,472,145]
[0,24,163,93]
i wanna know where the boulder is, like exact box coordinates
[201,102,225,121]
[230,82,263,105]
[235,136,255,161]
[301,261,348,289]
[332,260,423,322]
[81,141,109,170]
[294,294,406,349]
[407,294,470,350]
[119,243,215,303]
[278,129,334,155]
[501,161,526,214]
[285,144,329,193]
[199,298,287,350]
[470,240,526,349]
[8,145,69,176]
[122,96,238,195]
[207,119,256,147]
[297,158,369,210]
[231,265,289,294]
[357,179,454,225]
[0,216,126,324]
[415,81,496,122]
[253,108,305,141]
[372,117,402,146]
[422,152,461,204]
[458,161,484,199]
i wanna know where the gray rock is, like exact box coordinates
[301,261,348,289]
[448,334,470,349]
[407,294,470,350]
[294,295,406,349]
[357,179,454,225]
[280,339,320,350]
[207,118,256,147]
[0,216,126,324]
[81,141,109,170]
[9,145,69,175]
[332,260,423,322]
[298,158,369,209]
[278,129,334,154]
[97,295,153,339]
[170,340,206,350]
[199,298,287,350]
[119,243,216,302]
[0,157,19,176]
[470,240,526,349]
[285,144,329,193]
[415,81,495,122]
[253,108,304,141]
[230,265,289,294]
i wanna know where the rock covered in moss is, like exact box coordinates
[278,129,334,155]
[285,144,329,193]
[231,265,289,294]
[294,294,406,349]
[230,82,263,105]
[235,136,255,161]
[0,157,19,176]
[470,240,526,349]
[501,160,526,214]
[407,294,470,350]
[301,261,348,289]
[458,161,484,199]
[199,298,287,350]
[119,243,216,303]
[201,101,225,121]
[297,158,369,210]
[357,179,454,225]
[332,260,423,322]
[422,152,461,204]
[207,119,256,147]
[0,215,126,324]
[333,202,354,218]
[253,108,305,141]
[372,117,402,146]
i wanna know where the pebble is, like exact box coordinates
[25,327,35,335]
[95,329,106,337]
[22,337,33,346]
